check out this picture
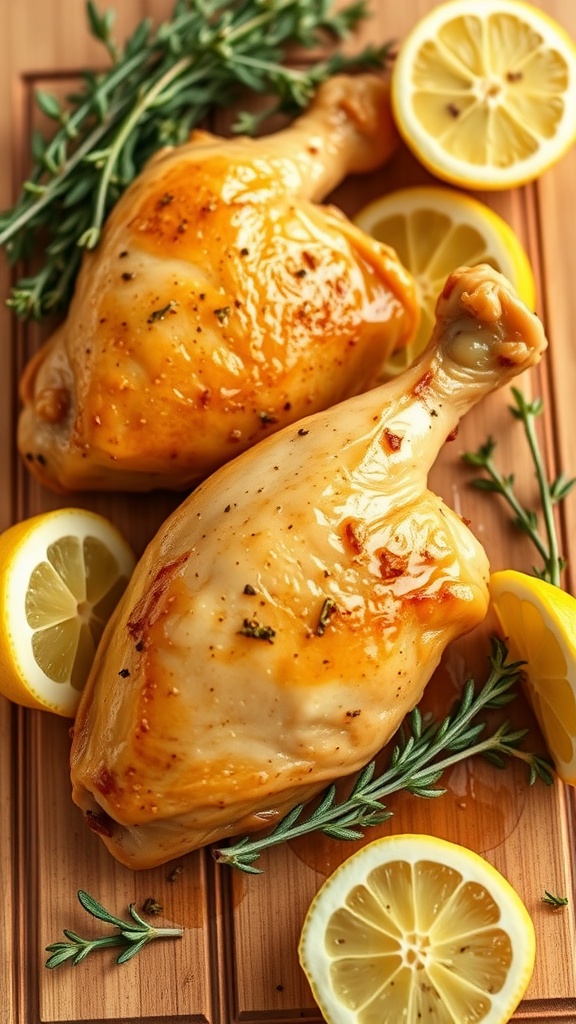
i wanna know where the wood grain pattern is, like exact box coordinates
[0,1,575,1021]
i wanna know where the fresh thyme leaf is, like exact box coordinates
[238,618,276,642]
[316,596,337,635]
[212,637,553,873]
[462,389,572,587]
[541,889,569,908]
[45,889,183,968]
[1,0,391,321]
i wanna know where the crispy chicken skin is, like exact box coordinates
[18,74,418,493]
[69,265,547,869]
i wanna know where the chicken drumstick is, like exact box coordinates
[70,264,547,869]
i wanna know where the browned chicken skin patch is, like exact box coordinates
[18,74,418,493]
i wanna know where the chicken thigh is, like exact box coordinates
[18,74,418,493]
[70,265,547,869]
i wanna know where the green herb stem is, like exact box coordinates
[462,389,575,586]
[45,890,183,968]
[541,890,569,908]
[517,392,562,587]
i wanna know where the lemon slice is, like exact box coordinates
[354,186,535,375]
[0,508,136,717]
[299,833,535,1024]
[391,0,576,190]
[490,569,576,785]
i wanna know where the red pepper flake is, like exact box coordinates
[413,369,434,397]
[94,766,117,796]
[303,251,317,270]
[446,426,459,442]
[341,517,366,555]
[382,428,403,452]
[378,548,408,581]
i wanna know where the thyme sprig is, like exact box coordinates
[462,388,575,587]
[213,637,553,873]
[0,0,390,320]
[541,890,569,909]
[45,890,183,967]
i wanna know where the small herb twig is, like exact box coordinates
[462,389,575,587]
[213,637,553,873]
[45,890,183,968]
[541,890,569,909]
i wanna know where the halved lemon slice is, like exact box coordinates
[0,508,136,717]
[299,833,535,1024]
[391,0,576,190]
[354,186,535,374]
[490,569,576,785]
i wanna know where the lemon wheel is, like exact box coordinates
[299,833,535,1024]
[354,186,535,375]
[490,569,576,785]
[391,0,576,190]
[0,508,136,717]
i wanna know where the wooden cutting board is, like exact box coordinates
[1,1,575,1020]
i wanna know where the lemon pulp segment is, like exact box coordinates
[26,534,128,690]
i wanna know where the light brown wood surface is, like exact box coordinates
[1,2,575,1022]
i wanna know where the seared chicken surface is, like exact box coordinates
[18,74,418,493]
[70,265,546,870]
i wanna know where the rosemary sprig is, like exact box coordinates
[0,0,390,321]
[541,890,569,909]
[45,890,183,967]
[462,388,575,587]
[213,637,553,873]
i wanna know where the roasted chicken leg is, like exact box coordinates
[70,265,547,869]
[18,74,418,493]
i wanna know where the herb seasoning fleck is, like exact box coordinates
[239,618,276,643]
[148,300,177,323]
[316,597,337,635]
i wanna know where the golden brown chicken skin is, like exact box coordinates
[69,265,546,869]
[19,74,418,492]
